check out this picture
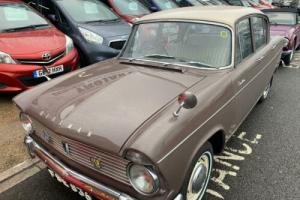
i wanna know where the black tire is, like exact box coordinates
[283,46,295,66]
[181,142,213,200]
[259,77,273,103]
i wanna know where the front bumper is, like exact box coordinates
[0,49,79,92]
[25,135,136,200]
[24,135,184,200]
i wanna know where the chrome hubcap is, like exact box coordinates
[290,48,294,62]
[187,151,212,200]
[263,83,271,99]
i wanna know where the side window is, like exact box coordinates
[237,18,253,62]
[252,17,267,49]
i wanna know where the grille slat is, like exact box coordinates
[34,129,130,185]
[70,150,128,171]
[18,52,65,66]
[70,145,129,166]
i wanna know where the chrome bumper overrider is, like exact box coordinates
[24,135,136,200]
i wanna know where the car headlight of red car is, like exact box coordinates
[65,35,74,55]
[20,113,34,135]
[0,51,16,64]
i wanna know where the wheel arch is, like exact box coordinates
[208,129,226,154]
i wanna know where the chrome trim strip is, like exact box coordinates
[18,52,65,65]
[25,136,136,200]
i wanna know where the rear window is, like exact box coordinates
[0,3,49,32]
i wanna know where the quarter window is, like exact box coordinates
[252,17,267,49]
[237,18,253,61]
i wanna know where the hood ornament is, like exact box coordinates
[42,53,52,61]
[173,91,198,117]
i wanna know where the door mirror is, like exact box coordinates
[179,91,198,109]
[173,91,198,117]
[48,14,58,23]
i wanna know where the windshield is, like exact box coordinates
[56,0,119,23]
[0,3,49,33]
[112,0,150,16]
[121,22,232,68]
[266,12,297,25]
[153,0,179,9]
[187,0,203,5]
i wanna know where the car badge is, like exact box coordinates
[42,131,53,144]
[42,53,52,61]
[90,157,102,169]
[62,142,70,155]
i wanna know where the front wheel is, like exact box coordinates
[283,47,295,66]
[181,142,213,200]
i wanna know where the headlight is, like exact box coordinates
[0,51,16,64]
[128,164,159,194]
[20,113,34,134]
[79,27,103,45]
[65,35,74,54]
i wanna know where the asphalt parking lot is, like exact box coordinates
[0,54,299,200]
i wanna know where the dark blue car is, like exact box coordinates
[139,0,179,11]
[27,0,131,66]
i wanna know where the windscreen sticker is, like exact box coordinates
[128,2,138,11]
[83,2,99,14]
[4,7,29,21]
[220,31,228,39]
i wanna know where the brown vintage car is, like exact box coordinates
[14,6,286,200]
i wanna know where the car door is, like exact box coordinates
[231,16,269,129]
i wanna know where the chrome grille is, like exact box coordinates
[17,52,65,66]
[34,129,130,185]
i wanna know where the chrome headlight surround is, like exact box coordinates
[128,164,160,195]
[19,113,34,135]
[78,27,104,45]
[126,150,160,195]
[0,51,16,64]
[65,35,74,54]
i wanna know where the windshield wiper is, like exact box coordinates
[119,57,184,72]
[184,61,216,69]
[144,54,178,60]
[85,19,106,23]
[2,24,49,32]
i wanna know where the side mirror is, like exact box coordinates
[173,91,198,117]
[48,14,58,23]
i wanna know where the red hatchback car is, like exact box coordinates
[0,0,79,92]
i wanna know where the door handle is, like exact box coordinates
[272,44,277,49]
[238,79,246,86]
[256,56,265,62]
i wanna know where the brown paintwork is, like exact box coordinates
[14,6,286,200]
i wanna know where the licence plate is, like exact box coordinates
[33,65,64,78]
[47,168,93,200]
